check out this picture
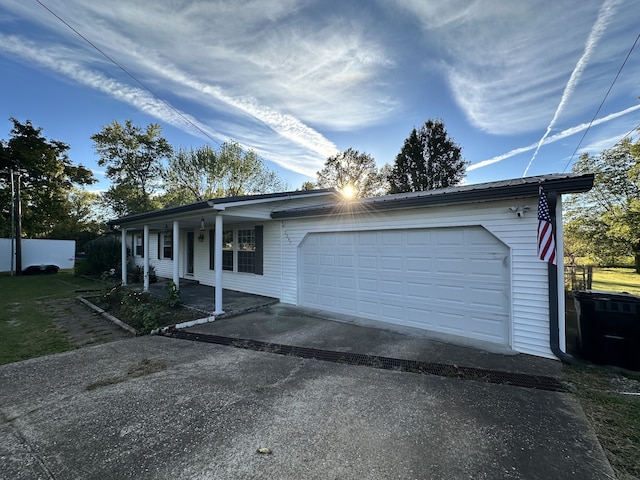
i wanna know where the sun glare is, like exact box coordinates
[342,184,356,200]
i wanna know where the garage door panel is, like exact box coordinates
[381,279,403,295]
[468,257,506,276]
[358,300,378,316]
[357,232,377,246]
[434,284,466,304]
[337,276,356,289]
[381,231,402,245]
[381,303,404,321]
[318,275,335,287]
[318,294,337,308]
[299,227,510,346]
[318,255,335,266]
[358,278,378,293]
[435,229,465,246]
[357,256,377,269]
[433,257,467,275]
[303,273,318,285]
[337,255,355,267]
[302,255,318,267]
[380,256,403,271]
[405,256,431,272]
[406,230,431,245]
[467,287,508,309]
[337,297,357,312]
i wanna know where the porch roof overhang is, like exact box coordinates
[270,173,594,220]
[107,188,338,230]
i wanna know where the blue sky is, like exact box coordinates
[1,0,638,193]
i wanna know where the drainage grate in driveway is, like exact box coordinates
[161,329,567,393]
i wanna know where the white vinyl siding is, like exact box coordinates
[279,198,553,359]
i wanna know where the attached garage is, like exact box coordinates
[299,227,510,346]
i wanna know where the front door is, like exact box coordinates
[187,231,194,275]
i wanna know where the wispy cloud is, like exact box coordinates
[1,0,404,175]
[468,104,640,171]
[28,0,395,131]
[522,0,621,176]
[0,34,214,135]
[399,1,615,135]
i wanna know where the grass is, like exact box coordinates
[564,364,640,480]
[566,266,640,478]
[1,273,201,365]
[0,272,102,365]
[591,267,640,295]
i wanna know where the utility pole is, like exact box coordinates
[14,169,22,275]
[10,168,15,275]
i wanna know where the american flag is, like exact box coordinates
[537,186,557,265]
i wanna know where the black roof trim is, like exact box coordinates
[271,174,594,220]
[108,188,337,225]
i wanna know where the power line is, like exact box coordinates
[35,0,222,149]
[562,32,640,172]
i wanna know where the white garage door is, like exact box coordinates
[299,227,510,345]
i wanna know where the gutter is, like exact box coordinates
[547,191,573,363]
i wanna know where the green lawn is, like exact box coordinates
[564,364,640,479]
[0,272,101,365]
[591,267,640,295]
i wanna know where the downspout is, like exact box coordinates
[547,190,573,363]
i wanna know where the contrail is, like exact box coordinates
[523,0,620,176]
[469,103,640,171]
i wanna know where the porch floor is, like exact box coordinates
[149,278,279,317]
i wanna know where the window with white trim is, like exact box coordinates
[237,229,256,273]
[222,230,234,271]
[135,234,143,257]
[162,232,172,259]
[214,227,263,275]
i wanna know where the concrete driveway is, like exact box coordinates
[0,305,614,479]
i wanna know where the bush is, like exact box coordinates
[127,261,157,284]
[101,287,165,333]
[165,281,181,307]
[80,236,122,276]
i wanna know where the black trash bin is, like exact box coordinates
[573,290,640,371]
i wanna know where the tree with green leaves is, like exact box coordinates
[0,118,95,237]
[387,119,466,193]
[565,135,640,272]
[160,141,287,205]
[49,188,107,251]
[91,120,172,216]
[315,148,384,198]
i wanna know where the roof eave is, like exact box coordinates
[107,188,339,227]
[271,174,594,220]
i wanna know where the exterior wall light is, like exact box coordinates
[509,206,530,218]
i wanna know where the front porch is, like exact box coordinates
[149,279,279,318]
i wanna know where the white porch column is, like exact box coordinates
[143,224,150,292]
[172,220,180,289]
[121,228,127,286]
[214,214,224,314]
